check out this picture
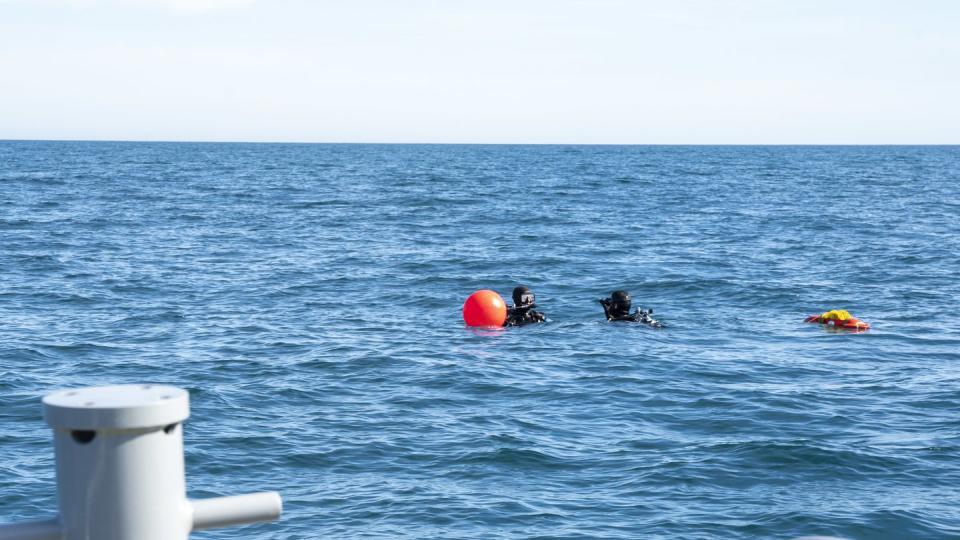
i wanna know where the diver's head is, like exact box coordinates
[512,286,535,308]
[610,290,631,314]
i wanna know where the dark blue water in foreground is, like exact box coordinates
[1,142,959,539]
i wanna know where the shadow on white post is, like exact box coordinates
[0,385,282,540]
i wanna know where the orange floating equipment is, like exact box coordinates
[804,309,870,331]
[462,290,507,328]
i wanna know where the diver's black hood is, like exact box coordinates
[512,286,535,308]
[610,290,631,314]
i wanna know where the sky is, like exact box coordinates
[0,0,957,144]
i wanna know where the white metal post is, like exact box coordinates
[0,384,282,540]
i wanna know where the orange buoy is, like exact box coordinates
[462,290,507,328]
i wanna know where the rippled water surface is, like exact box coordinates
[1,142,959,539]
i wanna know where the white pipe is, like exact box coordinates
[0,519,62,540]
[191,492,283,531]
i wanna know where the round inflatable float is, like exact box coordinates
[462,290,507,328]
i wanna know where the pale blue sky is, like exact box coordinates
[1,0,957,143]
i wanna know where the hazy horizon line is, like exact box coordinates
[2,138,958,147]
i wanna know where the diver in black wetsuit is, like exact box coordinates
[504,286,547,327]
[599,290,662,328]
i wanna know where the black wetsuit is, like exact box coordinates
[600,300,663,328]
[504,305,546,327]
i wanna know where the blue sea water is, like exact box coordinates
[1,141,959,539]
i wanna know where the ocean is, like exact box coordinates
[1,141,958,539]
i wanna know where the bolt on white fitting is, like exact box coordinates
[0,384,282,540]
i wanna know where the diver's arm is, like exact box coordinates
[636,309,664,328]
[503,307,516,327]
[599,299,613,321]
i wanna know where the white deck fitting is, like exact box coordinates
[0,384,281,540]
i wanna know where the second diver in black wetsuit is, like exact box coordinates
[504,286,547,327]
[599,290,663,328]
